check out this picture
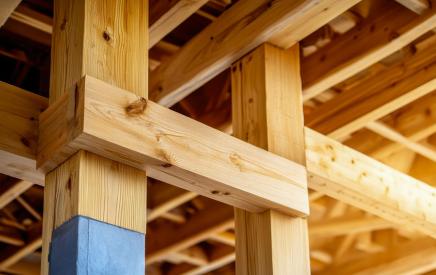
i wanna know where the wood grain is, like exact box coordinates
[231,44,310,274]
[0,82,46,184]
[42,0,148,274]
[305,127,436,237]
[50,0,148,103]
[149,0,361,106]
[38,75,309,216]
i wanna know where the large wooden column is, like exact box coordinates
[231,44,310,274]
[41,0,148,274]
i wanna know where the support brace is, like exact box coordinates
[38,75,309,217]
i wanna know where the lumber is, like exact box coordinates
[0,0,20,27]
[1,82,435,245]
[306,34,436,139]
[146,210,391,271]
[0,79,432,238]
[10,4,52,34]
[231,44,310,274]
[0,80,434,239]
[0,237,42,270]
[16,196,42,221]
[309,216,392,238]
[366,121,436,162]
[345,91,436,159]
[38,75,309,216]
[41,0,148,274]
[149,0,361,106]
[4,258,41,275]
[147,198,234,264]
[209,231,235,246]
[172,246,209,266]
[396,0,430,14]
[0,82,46,185]
[147,182,197,222]
[305,127,436,237]
[167,244,235,275]
[0,228,25,247]
[320,238,436,275]
[149,0,208,48]
[0,180,33,209]
[302,0,436,101]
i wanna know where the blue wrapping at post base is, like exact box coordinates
[49,215,145,275]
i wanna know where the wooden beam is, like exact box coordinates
[0,82,46,185]
[167,244,235,275]
[366,121,436,162]
[302,0,436,101]
[209,231,235,246]
[148,213,390,272]
[1,78,434,239]
[305,127,436,237]
[16,196,42,221]
[396,0,430,14]
[38,75,309,217]
[0,0,20,27]
[0,227,25,247]
[306,34,436,139]
[41,0,148,274]
[320,238,436,275]
[10,4,52,34]
[309,216,393,238]
[4,257,41,275]
[345,91,436,160]
[149,0,208,48]
[183,253,235,275]
[0,180,33,209]
[147,182,197,222]
[231,43,310,274]
[171,245,209,266]
[147,198,234,264]
[149,0,361,106]
[0,237,42,270]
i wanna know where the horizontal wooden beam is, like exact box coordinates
[0,82,45,185]
[38,76,309,216]
[1,79,435,238]
[149,0,361,106]
[306,128,436,237]
[309,216,393,238]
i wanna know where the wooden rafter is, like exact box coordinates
[149,0,362,106]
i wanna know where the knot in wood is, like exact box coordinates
[125,97,147,116]
[103,30,112,41]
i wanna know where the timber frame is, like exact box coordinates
[0,0,436,274]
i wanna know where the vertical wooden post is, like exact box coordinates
[41,0,148,274]
[231,44,311,274]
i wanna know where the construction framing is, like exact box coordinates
[0,0,435,274]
